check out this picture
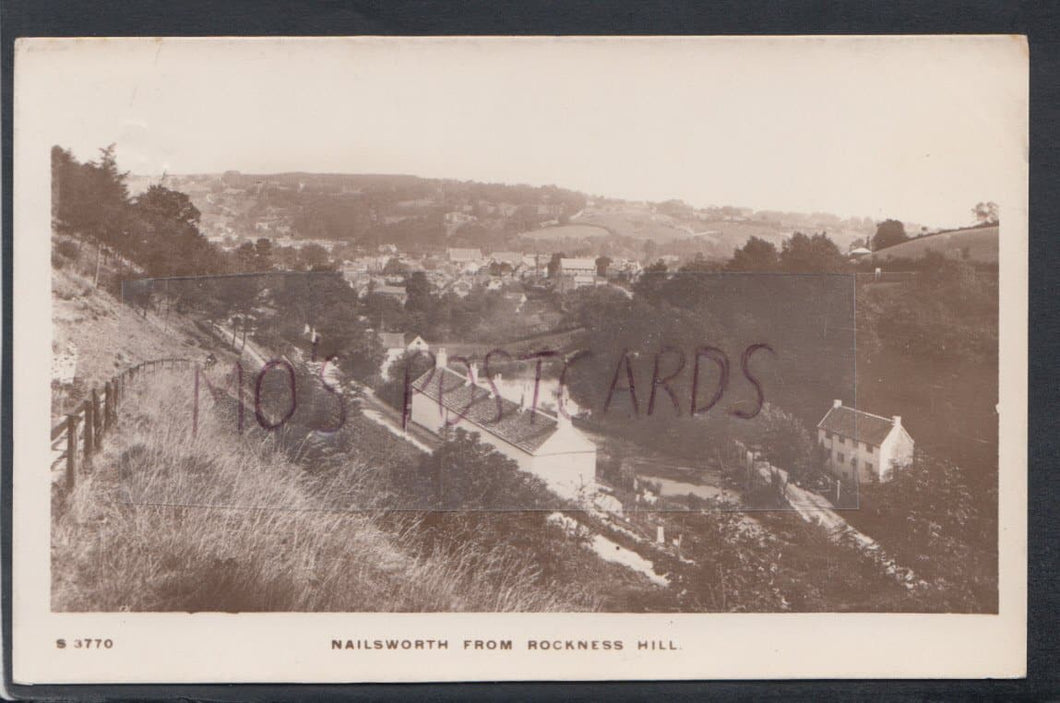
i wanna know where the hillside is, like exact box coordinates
[872,225,999,264]
[125,170,874,260]
[51,233,221,420]
[52,366,630,611]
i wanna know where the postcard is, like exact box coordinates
[12,35,1027,683]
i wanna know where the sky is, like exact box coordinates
[19,36,1027,229]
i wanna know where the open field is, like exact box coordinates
[573,212,689,242]
[519,223,611,240]
[872,225,998,264]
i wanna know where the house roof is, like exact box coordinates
[490,251,524,265]
[560,257,596,270]
[411,366,558,454]
[817,405,896,446]
[448,247,483,261]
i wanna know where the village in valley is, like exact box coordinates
[50,148,1001,614]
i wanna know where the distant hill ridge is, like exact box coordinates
[128,171,874,256]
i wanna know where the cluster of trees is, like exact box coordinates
[53,146,220,277]
[362,271,536,345]
[871,219,908,251]
[53,145,334,279]
[557,266,854,469]
[204,168,586,249]
[844,449,997,612]
[555,219,997,610]
[725,232,848,272]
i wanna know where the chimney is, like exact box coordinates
[469,362,479,386]
[892,415,901,427]
[833,399,842,408]
[436,347,448,369]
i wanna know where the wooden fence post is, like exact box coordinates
[83,399,94,457]
[66,414,78,489]
[104,382,112,431]
[110,380,118,422]
[91,388,102,448]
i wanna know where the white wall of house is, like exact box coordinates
[878,424,915,481]
[531,425,597,500]
[818,428,884,483]
[817,421,914,483]
[410,391,447,434]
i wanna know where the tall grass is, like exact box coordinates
[52,370,592,612]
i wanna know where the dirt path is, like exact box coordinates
[752,461,923,587]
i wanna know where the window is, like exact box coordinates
[866,462,873,474]
[825,431,833,441]
[838,453,845,464]
[851,457,858,468]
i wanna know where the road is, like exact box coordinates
[213,322,439,454]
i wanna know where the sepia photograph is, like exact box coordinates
[14,35,1028,682]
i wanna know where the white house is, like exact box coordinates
[560,257,597,276]
[409,349,597,501]
[558,257,599,290]
[816,399,914,483]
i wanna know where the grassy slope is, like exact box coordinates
[520,223,611,240]
[51,369,619,612]
[51,241,656,612]
[52,236,220,417]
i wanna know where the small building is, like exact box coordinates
[557,257,599,290]
[816,399,914,483]
[444,212,476,226]
[379,332,429,380]
[559,257,597,277]
[447,247,483,264]
[409,349,597,501]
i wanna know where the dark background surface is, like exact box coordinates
[2,0,1057,700]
